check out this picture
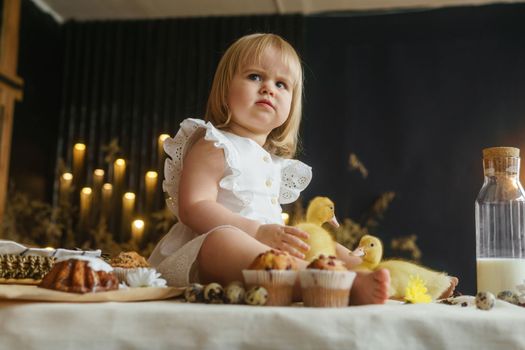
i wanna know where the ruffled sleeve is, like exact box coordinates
[279,159,312,204]
[162,118,240,217]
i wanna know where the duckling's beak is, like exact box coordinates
[350,247,365,257]
[328,216,339,228]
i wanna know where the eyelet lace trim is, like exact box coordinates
[162,118,253,217]
[279,159,312,204]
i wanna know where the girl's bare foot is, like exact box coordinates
[438,276,459,299]
[349,269,390,305]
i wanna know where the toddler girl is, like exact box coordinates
[148,33,390,305]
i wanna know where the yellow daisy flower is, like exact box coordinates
[404,275,432,304]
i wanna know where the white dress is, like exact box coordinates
[148,118,312,286]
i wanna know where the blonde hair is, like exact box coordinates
[205,33,303,158]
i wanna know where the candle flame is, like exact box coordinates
[281,212,290,225]
[132,219,145,229]
[62,173,73,181]
[146,171,158,179]
[115,158,126,166]
[158,134,170,143]
[74,143,86,151]
[94,169,105,177]
[103,183,113,191]
[124,192,135,200]
[81,187,92,195]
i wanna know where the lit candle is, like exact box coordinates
[113,158,126,188]
[122,192,135,240]
[93,169,104,191]
[145,171,158,213]
[73,143,86,185]
[282,212,290,225]
[80,187,92,230]
[158,134,170,159]
[93,169,104,210]
[59,172,73,205]
[131,219,145,242]
[101,183,113,220]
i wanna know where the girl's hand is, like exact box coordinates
[255,224,310,259]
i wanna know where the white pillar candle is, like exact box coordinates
[113,159,126,189]
[80,187,92,231]
[72,143,86,185]
[59,172,73,205]
[145,171,158,213]
[93,169,104,192]
[158,134,170,160]
[101,183,113,221]
[122,192,135,240]
[131,219,145,243]
[92,169,104,211]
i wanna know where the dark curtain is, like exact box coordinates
[303,4,525,294]
[11,0,62,199]
[56,15,304,212]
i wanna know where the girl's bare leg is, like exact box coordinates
[198,227,390,305]
[197,227,307,300]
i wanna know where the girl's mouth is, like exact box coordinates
[256,99,274,110]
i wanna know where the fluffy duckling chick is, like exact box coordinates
[352,235,456,300]
[295,197,338,262]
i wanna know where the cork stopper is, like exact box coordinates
[482,147,520,159]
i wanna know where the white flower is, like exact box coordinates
[126,268,167,288]
[151,278,167,287]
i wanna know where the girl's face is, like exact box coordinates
[226,46,293,145]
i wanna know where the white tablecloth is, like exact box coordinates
[0,298,524,350]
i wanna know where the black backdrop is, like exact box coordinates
[13,1,525,294]
[302,5,525,294]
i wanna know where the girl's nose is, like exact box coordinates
[260,82,275,96]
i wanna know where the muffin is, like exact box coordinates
[299,255,356,307]
[109,251,151,284]
[242,250,298,306]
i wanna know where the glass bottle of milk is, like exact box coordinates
[476,147,525,294]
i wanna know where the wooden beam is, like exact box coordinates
[0,0,23,224]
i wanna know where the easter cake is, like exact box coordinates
[39,256,119,293]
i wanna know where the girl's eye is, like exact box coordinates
[276,81,287,89]
[248,74,261,81]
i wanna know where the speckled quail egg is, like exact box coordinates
[184,283,204,303]
[225,281,246,304]
[497,290,519,305]
[204,282,225,304]
[475,291,495,310]
[245,286,268,306]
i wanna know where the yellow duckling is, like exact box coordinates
[352,235,456,300]
[295,197,338,262]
